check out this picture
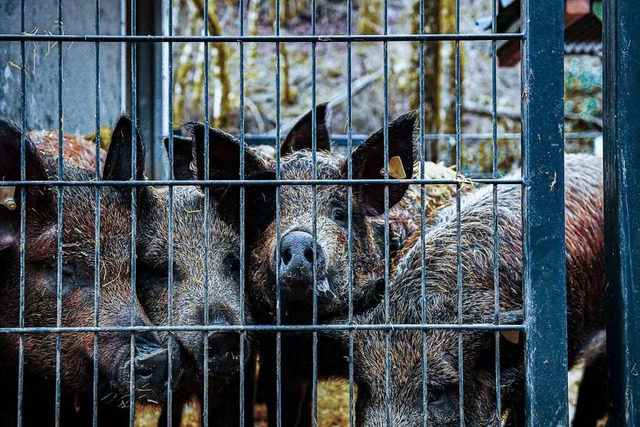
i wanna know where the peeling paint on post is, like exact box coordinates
[604,0,640,425]
[0,0,124,134]
[521,0,568,425]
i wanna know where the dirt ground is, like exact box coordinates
[135,369,594,426]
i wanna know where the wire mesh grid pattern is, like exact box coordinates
[0,0,607,426]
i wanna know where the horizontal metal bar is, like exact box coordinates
[0,33,524,43]
[244,132,602,146]
[0,323,525,334]
[0,177,524,186]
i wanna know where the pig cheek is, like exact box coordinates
[251,230,277,288]
[61,290,125,383]
[21,334,57,378]
[262,227,278,275]
[62,288,96,326]
[469,383,499,426]
[173,293,205,359]
[315,220,344,270]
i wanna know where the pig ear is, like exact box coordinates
[217,169,276,240]
[189,123,276,237]
[163,134,195,180]
[188,123,268,182]
[280,103,331,156]
[352,276,386,315]
[350,111,417,216]
[0,118,54,250]
[315,314,358,348]
[321,276,385,321]
[103,116,146,182]
[474,309,524,384]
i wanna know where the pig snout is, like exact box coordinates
[202,307,243,375]
[206,329,242,373]
[279,230,326,287]
[126,331,168,403]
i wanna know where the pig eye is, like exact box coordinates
[225,255,241,280]
[329,205,347,227]
[427,385,457,411]
[61,264,86,289]
[428,388,446,407]
[139,260,183,282]
[62,265,76,284]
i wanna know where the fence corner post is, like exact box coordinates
[521,0,568,425]
[603,0,640,425]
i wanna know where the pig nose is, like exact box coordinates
[135,348,168,395]
[279,230,326,280]
[208,331,239,359]
[206,326,242,375]
[198,309,242,370]
[134,330,162,351]
[133,332,168,400]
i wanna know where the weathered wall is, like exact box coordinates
[0,0,124,134]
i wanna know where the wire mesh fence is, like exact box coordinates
[0,0,620,426]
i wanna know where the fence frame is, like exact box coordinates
[521,0,569,425]
[0,0,615,426]
[603,0,640,425]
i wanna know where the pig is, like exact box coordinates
[28,129,107,172]
[135,123,274,425]
[245,106,419,426]
[572,331,608,427]
[322,153,604,426]
[0,117,168,425]
[250,105,416,323]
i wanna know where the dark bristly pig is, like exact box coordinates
[246,105,419,426]
[0,117,167,426]
[571,331,608,427]
[135,124,273,425]
[323,154,604,426]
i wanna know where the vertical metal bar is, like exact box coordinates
[120,0,126,110]
[55,1,65,424]
[152,2,166,180]
[521,0,568,425]
[453,1,464,425]
[17,1,27,425]
[490,0,501,423]
[129,1,138,424]
[166,0,175,424]
[238,0,246,424]
[274,1,283,424]
[346,0,355,425]
[203,2,211,424]
[455,161,463,427]
[603,0,640,424]
[310,1,319,425]
[92,1,102,425]
[418,0,428,424]
[382,1,391,425]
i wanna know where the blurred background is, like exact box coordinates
[0,0,602,177]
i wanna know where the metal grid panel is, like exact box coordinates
[0,0,605,426]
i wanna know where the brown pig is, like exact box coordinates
[135,125,274,425]
[0,116,168,426]
[245,106,419,426]
[325,154,604,426]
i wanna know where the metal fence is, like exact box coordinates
[603,0,640,424]
[0,0,637,426]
